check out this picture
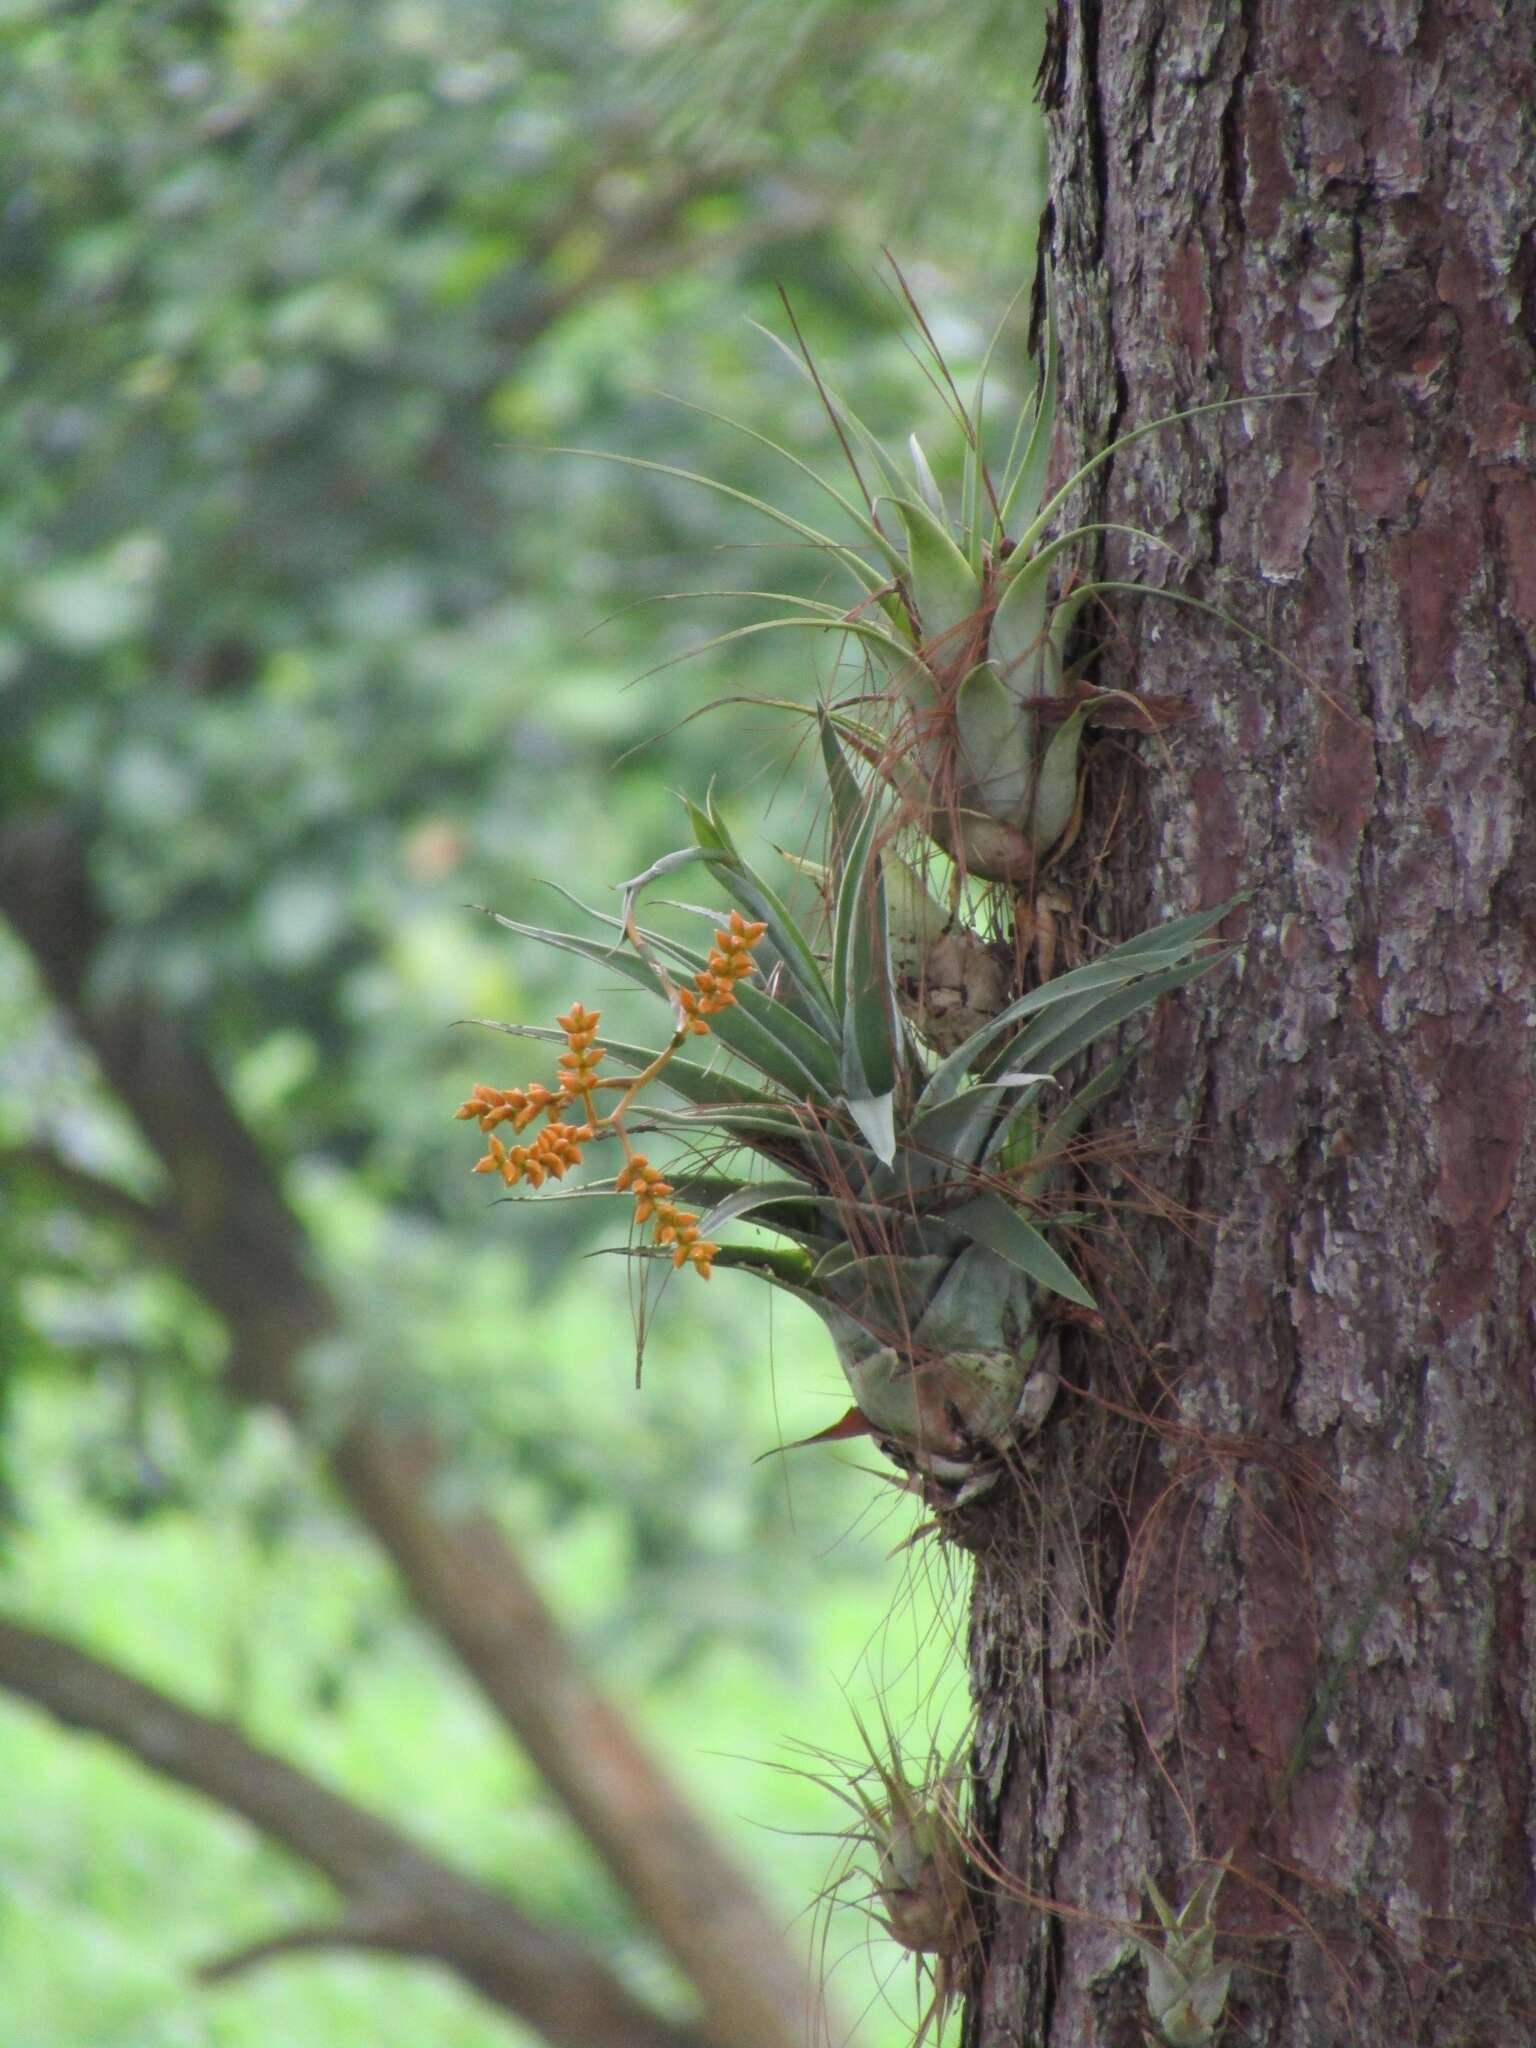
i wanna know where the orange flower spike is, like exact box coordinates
[544,1123,587,1172]
[456,1083,527,1130]
[679,1237,718,1276]
[677,990,712,1035]
[454,1084,495,1121]
[472,1137,508,1176]
[653,1200,703,1249]
[558,1044,604,1088]
[621,1157,674,1223]
[513,1081,559,1128]
[716,914,766,954]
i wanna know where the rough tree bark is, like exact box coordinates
[967,5,1535,2046]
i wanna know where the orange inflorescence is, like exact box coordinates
[677,910,768,1035]
[614,1153,673,1223]
[456,1004,604,1189]
[554,1002,604,1089]
[455,1080,563,1133]
[453,919,767,1283]
[472,1118,595,1190]
[615,1153,718,1280]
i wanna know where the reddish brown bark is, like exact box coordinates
[967,3,1536,2044]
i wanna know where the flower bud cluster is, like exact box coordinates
[471,1119,594,1190]
[677,911,768,1035]
[615,1154,717,1278]
[455,1079,563,1134]
[455,1004,604,1189]
[453,917,765,1283]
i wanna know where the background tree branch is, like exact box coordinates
[0,1614,703,2048]
[0,807,828,2048]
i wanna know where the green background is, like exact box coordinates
[0,3,1040,2041]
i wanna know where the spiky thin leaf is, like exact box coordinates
[828,779,900,1161]
[1010,393,1304,562]
[896,1075,1053,1190]
[694,1179,842,1236]
[656,390,909,582]
[996,275,1058,533]
[747,318,911,506]
[543,444,889,596]
[693,1243,817,1285]
[485,911,841,1100]
[1017,1050,1135,1171]
[818,708,867,859]
[691,794,838,1031]
[634,1100,875,1187]
[843,1092,897,1167]
[907,433,948,522]
[1001,954,1228,1078]
[917,931,1226,1111]
[831,786,895,1050]
[1098,898,1242,962]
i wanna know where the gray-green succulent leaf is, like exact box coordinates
[955,662,1035,819]
[886,493,983,657]
[1029,699,1091,850]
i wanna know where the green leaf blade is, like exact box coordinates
[947,1192,1094,1309]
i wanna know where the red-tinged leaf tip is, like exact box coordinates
[753,1406,877,1462]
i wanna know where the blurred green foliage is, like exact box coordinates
[0,0,1040,2041]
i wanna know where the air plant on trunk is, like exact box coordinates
[457,716,1235,1508]
[552,271,1279,893]
[1133,1865,1233,2048]
[801,1705,980,2046]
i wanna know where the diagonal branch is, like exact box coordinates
[0,1614,702,2048]
[197,1912,410,1985]
[0,807,829,2048]
[2,1141,177,1249]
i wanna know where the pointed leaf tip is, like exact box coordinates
[755,1407,877,1460]
[844,1089,898,1166]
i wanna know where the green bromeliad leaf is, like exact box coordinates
[944,1193,1094,1310]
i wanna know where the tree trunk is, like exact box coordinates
[966,5,1536,2044]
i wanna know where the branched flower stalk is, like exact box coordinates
[456,916,767,1280]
